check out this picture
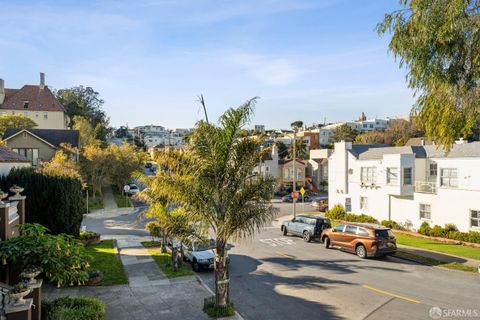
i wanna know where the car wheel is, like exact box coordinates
[303,231,311,242]
[283,227,288,236]
[356,245,367,259]
[324,237,330,248]
[192,260,200,272]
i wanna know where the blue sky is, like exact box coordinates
[0,0,413,129]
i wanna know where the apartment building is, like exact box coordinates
[356,118,389,132]
[328,141,480,232]
[0,73,69,129]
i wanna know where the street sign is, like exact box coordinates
[123,185,130,194]
[300,187,305,197]
[292,191,299,201]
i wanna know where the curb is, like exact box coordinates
[391,252,478,275]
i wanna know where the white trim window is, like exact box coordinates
[471,210,480,229]
[419,203,431,220]
[360,197,368,210]
[360,167,376,184]
[403,167,413,185]
[440,168,458,188]
[387,167,398,185]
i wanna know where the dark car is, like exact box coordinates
[281,215,331,242]
[281,193,310,203]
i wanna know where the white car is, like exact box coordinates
[126,183,140,196]
[181,236,230,272]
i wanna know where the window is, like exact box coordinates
[369,124,374,129]
[23,111,28,117]
[360,197,368,210]
[403,168,412,185]
[387,167,398,185]
[471,210,480,228]
[419,204,431,220]
[23,101,29,109]
[429,163,437,176]
[44,112,48,119]
[360,167,376,184]
[345,225,358,234]
[363,124,368,128]
[345,198,352,212]
[13,148,39,166]
[357,228,369,237]
[333,225,345,232]
[265,166,270,172]
[440,168,458,188]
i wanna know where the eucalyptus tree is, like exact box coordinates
[141,98,277,308]
[377,0,480,146]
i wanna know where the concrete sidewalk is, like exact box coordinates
[102,186,118,210]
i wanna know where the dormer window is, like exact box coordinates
[23,101,29,109]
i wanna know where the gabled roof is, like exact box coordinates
[3,128,79,148]
[354,142,480,160]
[0,85,65,112]
[0,146,30,163]
[278,158,306,165]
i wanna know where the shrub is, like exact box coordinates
[80,231,99,240]
[146,221,163,239]
[325,204,346,220]
[381,220,406,230]
[443,224,458,233]
[345,213,378,223]
[467,231,480,244]
[203,301,235,319]
[0,167,85,236]
[43,296,105,320]
[0,224,91,287]
[445,231,468,242]
[429,225,444,237]
[418,221,431,235]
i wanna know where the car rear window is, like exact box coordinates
[375,229,393,238]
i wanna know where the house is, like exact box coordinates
[355,118,389,132]
[307,149,332,191]
[278,158,307,188]
[328,141,480,232]
[315,122,361,146]
[0,146,31,176]
[253,144,280,180]
[286,130,320,150]
[0,73,69,129]
[3,128,79,166]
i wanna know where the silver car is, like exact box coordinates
[281,215,331,242]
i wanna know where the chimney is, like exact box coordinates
[0,79,4,104]
[40,72,45,90]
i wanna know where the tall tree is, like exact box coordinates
[331,124,358,143]
[56,86,111,141]
[140,98,277,309]
[80,144,114,199]
[73,116,100,147]
[0,114,37,137]
[289,137,309,159]
[109,142,145,192]
[384,118,424,146]
[377,0,480,146]
[275,141,289,159]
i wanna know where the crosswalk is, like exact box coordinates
[259,237,295,247]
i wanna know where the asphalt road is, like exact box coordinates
[197,202,480,320]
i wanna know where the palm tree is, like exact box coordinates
[141,98,277,309]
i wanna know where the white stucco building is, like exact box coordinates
[328,141,480,232]
[355,118,389,132]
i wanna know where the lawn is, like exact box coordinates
[395,251,477,273]
[141,241,193,278]
[111,186,132,208]
[396,234,480,261]
[85,240,129,285]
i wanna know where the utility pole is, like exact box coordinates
[293,131,297,218]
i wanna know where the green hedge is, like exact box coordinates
[0,167,85,236]
[418,222,480,244]
[381,220,406,230]
[325,205,378,223]
[43,296,105,320]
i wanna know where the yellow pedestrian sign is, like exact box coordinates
[300,187,305,197]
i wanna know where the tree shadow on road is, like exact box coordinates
[227,254,346,320]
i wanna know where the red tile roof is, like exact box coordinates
[0,85,65,112]
[0,146,30,163]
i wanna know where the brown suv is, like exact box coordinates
[321,223,397,258]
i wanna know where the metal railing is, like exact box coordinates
[415,181,437,194]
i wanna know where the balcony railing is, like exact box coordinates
[415,181,437,194]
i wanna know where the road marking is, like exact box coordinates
[362,285,421,304]
[276,251,295,259]
[259,238,295,247]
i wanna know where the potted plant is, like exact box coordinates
[20,266,42,285]
[9,283,30,306]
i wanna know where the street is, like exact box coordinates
[197,202,480,320]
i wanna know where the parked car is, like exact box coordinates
[281,193,310,203]
[127,183,140,195]
[321,223,397,258]
[182,236,230,272]
[281,215,331,242]
[311,197,328,212]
